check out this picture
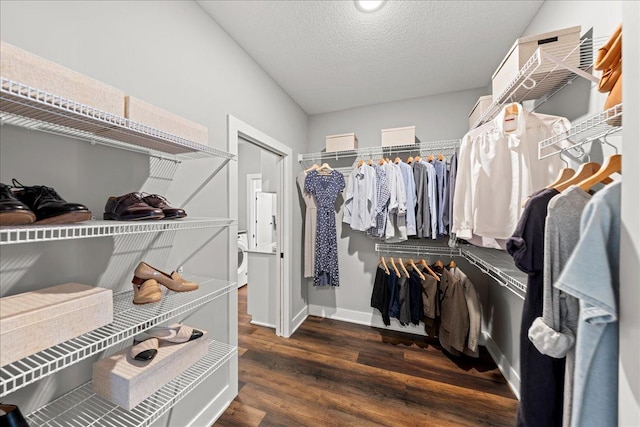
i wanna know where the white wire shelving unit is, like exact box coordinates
[538,103,622,159]
[375,243,527,300]
[0,217,236,245]
[472,36,605,129]
[25,340,237,427]
[0,78,237,161]
[0,277,236,398]
[298,139,461,167]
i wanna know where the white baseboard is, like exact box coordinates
[290,305,309,336]
[308,304,521,400]
[308,304,429,336]
[481,331,521,400]
[250,319,276,329]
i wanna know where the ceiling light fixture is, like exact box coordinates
[355,0,386,12]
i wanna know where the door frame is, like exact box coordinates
[246,174,262,250]
[228,115,293,337]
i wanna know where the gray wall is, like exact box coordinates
[306,87,486,316]
[0,0,308,425]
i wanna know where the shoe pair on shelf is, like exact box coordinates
[104,192,186,221]
[130,324,204,361]
[132,262,199,305]
[0,179,91,226]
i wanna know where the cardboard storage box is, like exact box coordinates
[381,126,417,147]
[492,26,581,101]
[93,329,208,410]
[0,40,125,116]
[468,95,493,128]
[0,283,113,367]
[326,133,358,152]
[125,96,209,145]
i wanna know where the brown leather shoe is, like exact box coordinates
[103,192,164,221]
[141,194,187,219]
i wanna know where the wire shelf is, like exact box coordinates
[0,278,236,398]
[472,36,605,129]
[538,103,622,159]
[0,217,236,246]
[375,242,527,299]
[0,78,236,161]
[299,139,461,166]
[25,340,236,427]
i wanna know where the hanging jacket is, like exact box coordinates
[438,268,470,354]
[408,270,424,325]
[387,272,400,319]
[371,266,391,326]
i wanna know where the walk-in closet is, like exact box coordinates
[0,1,637,426]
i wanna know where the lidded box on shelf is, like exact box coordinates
[92,329,208,410]
[381,126,417,147]
[468,95,493,129]
[125,96,209,145]
[325,133,358,152]
[492,25,581,101]
[0,283,113,367]
[0,40,125,116]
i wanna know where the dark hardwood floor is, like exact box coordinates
[215,286,518,427]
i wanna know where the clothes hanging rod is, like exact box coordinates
[298,139,461,164]
[537,103,622,160]
[375,243,526,300]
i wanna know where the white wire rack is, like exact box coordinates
[0,78,236,161]
[0,217,236,245]
[538,103,622,159]
[0,277,236,398]
[375,243,527,299]
[25,340,236,427]
[298,139,461,166]
[472,36,605,129]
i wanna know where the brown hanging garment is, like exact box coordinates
[594,24,622,125]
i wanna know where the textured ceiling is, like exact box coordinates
[197,1,544,115]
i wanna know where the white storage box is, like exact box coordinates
[0,283,113,367]
[381,126,417,147]
[93,329,208,410]
[468,95,493,128]
[492,26,581,101]
[0,40,125,116]
[326,133,358,152]
[125,96,209,145]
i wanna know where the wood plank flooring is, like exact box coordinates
[215,286,518,427]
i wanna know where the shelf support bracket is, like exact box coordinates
[542,52,600,84]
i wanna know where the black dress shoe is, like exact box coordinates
[11,179,91,225]
[0,183,36,226]
[0,404,30,427]
[141,194,187,219]
[103,192,164,221]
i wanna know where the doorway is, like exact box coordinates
[228,115,293,338]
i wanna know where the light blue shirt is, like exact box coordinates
[343,164,377,232]
[434,159,447,235]
[421,160,437,239]
[555,181,620,427]
[397,161,416,236]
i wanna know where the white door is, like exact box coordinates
[247,174,262,250]
[255,191,277,249]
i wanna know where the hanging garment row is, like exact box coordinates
[451,102,570,250]
[343,154,454,242]
[371,256,482,358]
[506,151,621,427]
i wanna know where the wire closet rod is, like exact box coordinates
[375,243,526,300]
[299,139,461,164]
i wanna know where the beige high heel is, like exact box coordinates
[132,278,162,304]
[132,262,199,292]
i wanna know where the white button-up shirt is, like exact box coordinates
[343,164,377,232]
[452,105,567,240]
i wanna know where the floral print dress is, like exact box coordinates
[304,169,345,286]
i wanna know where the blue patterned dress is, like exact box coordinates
[304,170,345,286]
